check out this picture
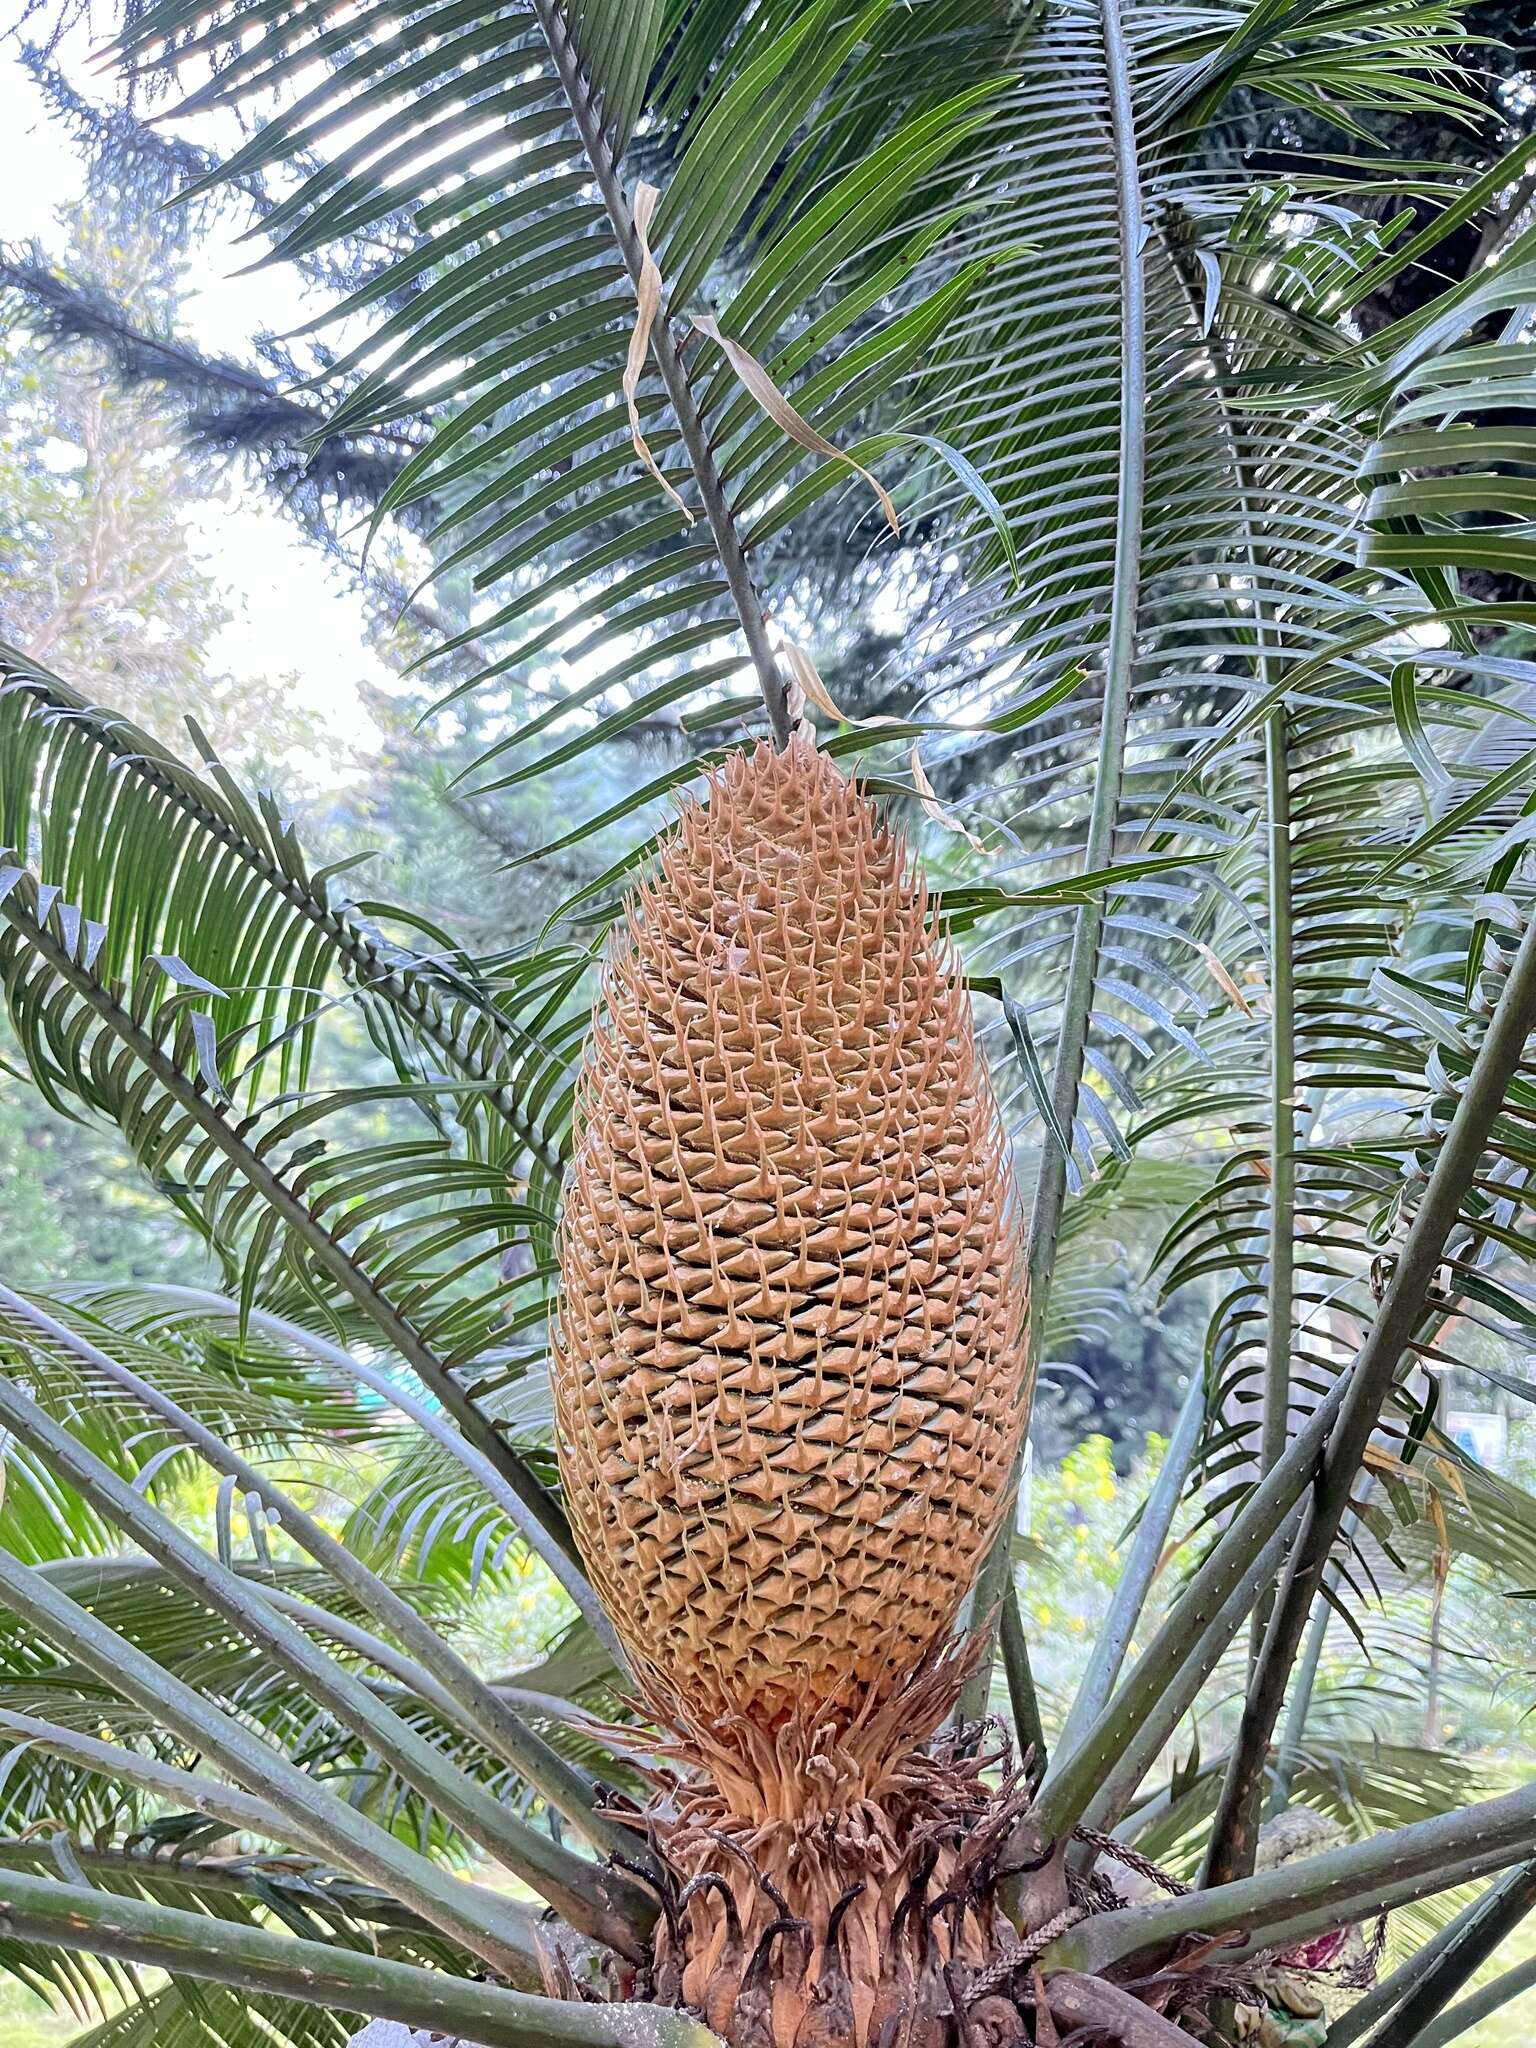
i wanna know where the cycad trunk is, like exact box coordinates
[554,737,1033,2046]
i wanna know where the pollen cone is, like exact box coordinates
[553,736,1030,1751]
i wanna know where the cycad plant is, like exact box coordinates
[2,0,1536,2043]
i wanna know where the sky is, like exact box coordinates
[0,29,392,772]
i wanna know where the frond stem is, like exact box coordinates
[0,1362,650,1953]
[530,2,792,746]
[1320,1874,1498,2048]
[0,1283,645,1886]
[1200,906,1536,1890]
[998,1581,1046,1774]
[0,876,600,1636]
[1161,215,1296,1612]
[0,1548,547,1984]
[1266,1497,1368,1823]
[111,1282,627,1674]
[0,1709,328,1858]
[1362,1859,1536,2048]
[0,1835,430,1929]
[960,0,1147,1721]
[1056,1365,1204,1763]
[1413,1954,1536,2048]
[1034,1378,1348,1841]
[0,1866,709,2048]
[1077,1499,1304,1842]
[1048,1775,1536,1980]
[1260,706,1297,1512]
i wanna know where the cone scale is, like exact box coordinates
[553,739,1034,2047]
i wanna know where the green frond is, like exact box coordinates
[0,642,577,1177]
[2,0,1536,2037]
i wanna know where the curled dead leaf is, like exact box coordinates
[911,743,986,853]
[624,182,693,524]
[693,313,900,536]
[774,639,983,856]
[1195,942,1253,1018]
[779,637,848,726]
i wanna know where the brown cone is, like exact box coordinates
[553,736,1030,1755]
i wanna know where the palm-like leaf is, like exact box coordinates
[0,0,1535,2043]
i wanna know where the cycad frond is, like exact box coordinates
[3,0,1536,2043]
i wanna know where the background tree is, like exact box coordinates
[0,203,326,766]
[0,190,348,1293]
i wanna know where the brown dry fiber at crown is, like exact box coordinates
[553,735,1030,1749]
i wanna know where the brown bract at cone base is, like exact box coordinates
[553,736,1042,2047]
[628,1641,1037,2048]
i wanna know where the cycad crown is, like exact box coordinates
[554,735,1030,1760]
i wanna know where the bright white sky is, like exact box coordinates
[0,31,392,773]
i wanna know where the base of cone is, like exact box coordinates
[532,1648,1371,2048]
[649,1722,1034,2048]
[549,1777,1368,2046]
